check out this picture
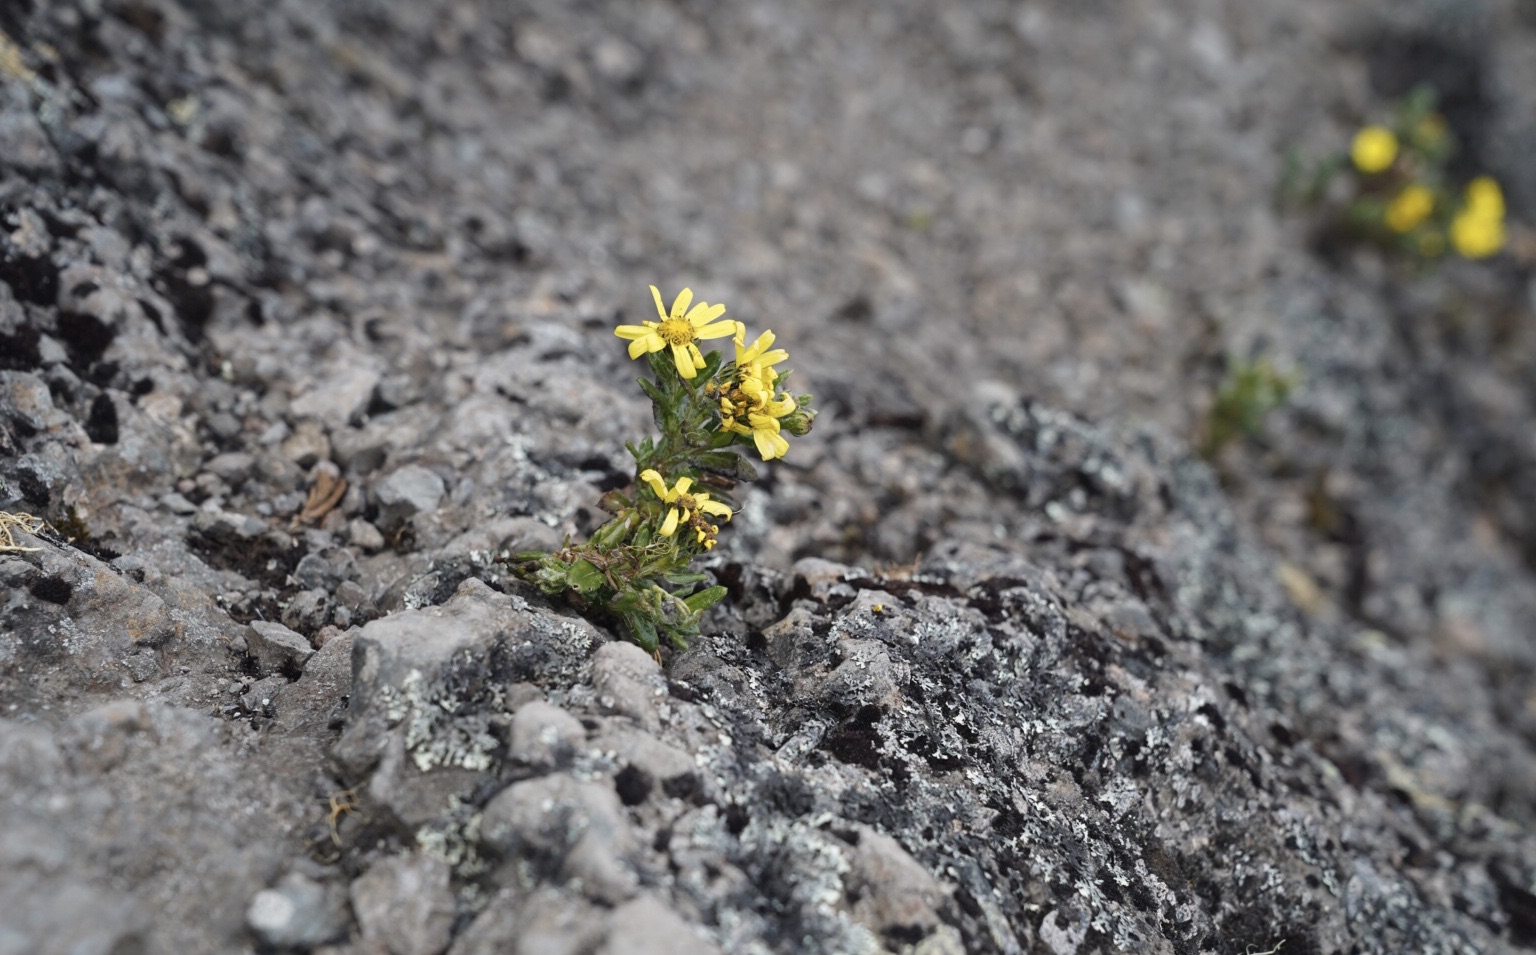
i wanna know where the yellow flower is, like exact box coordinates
[615,286,739,379]
[639,469,732,542]
[1384,184,1434,233]
[735,329,789,386]
[1465,176,1504,219]
[1351,125,1398,174]
[1450,211,1504,259]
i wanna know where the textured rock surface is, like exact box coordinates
[1,0,1535,953]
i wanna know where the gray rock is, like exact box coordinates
[351,853,456,955]
[595,894,720,955]
[480,773,638,904]
[842,826,950,941]
[289,360,381,429]
[246,872,347,950]
[374,464,446,528]
[58,699,146,774]
[333,580,600,827]
[591,640,663,732]
[247,620,314,676]
[281,588,333,633]
[449,887,606,955]
[349,518,387,552]
[242,675,289,716]
[282,419,331,468]
[508,700,586,771]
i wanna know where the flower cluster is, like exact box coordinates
[511,285,815,654]
[1283,87,1510,262]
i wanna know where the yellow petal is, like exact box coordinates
[670,287,694,319]
[767,394,796,417]
[672,342,697,378]
[628,337,653,359]
[660,508,679,536]
[699,500,732,519]
[687,342,706,369]
[748,413,782,433]
[645,336,667,353]
[732,322,746,346]
[687,302,727,327]
[673,476,693,495]
[695,320,738,340]
[753,429,779,460]
[650,285,668,321]
[639,469,667,500]
[614,324,653,340]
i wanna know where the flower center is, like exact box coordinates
[657,318,695,345]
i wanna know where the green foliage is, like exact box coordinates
[1200,357,1295,460]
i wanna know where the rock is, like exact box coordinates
[58,699,146,774]
[349,518,387,552]
[289,360,380,429]
[242,675,289,716]
[591,640,663,731]
[374,464,446,528]
[842,826,950,942]
[351,853,456,955]
[595,894,720,955]
[282,419,331,468]
[480,773,639,904]
[333,580,599,827]
[247,620,314,676]
[281,588,332,633]
[449,887,606,955]
[508,700,586,771]
[246,872,347,950]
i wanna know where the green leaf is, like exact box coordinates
[627,613,659,653]
[683,585,729,614]
[662,571,707,587]
[567,559,606,594]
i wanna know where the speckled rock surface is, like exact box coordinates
[2,0,1535,953]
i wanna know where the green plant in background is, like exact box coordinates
[1200,357,1295,460]
[1281,86,1507,261]
[509,286,815,654]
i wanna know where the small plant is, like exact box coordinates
[1281,86,1507,261]
[1200,357,1294,460]
[508,286,814,654]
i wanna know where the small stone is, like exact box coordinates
[508,700,586,771]
[480,773,638,904]
[242,675,289,715]
[59,699,146,774]
[595,895,720,955]
[160,491,198,515]
[204,451,257,487]
[350,853,455,955]
[281,588,332,633]
[844,826,950,940]
[349,518,386,552]
[246,873,346,950]
[281,419,331,468]
[373,465,446,528]
[247,620,315,676]
[289,362,381,429]
[591,641,664,731]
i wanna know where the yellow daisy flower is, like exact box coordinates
[639,469,732,540]
[1384,184,1434,233]
[1465,176,1504,219]
[1351,125,1398,174]
[615,286,739,379]
[1450,211,1504,259]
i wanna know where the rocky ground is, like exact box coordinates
[3,0,1536,952]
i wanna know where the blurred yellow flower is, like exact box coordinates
[1465,176,1504,219]
[1385,184,1434,233]
[1351,126,1398,174]
[1451,212,1504,259]
[615,286,738,379]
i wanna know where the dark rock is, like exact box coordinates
[247,620,314,676]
